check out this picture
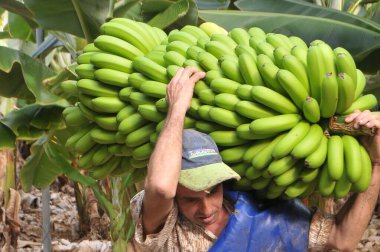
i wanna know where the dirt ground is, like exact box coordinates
[11,182,380,252]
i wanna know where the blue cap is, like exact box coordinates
[179,129,241,191]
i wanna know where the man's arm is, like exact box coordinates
[326,110,380,251]
[142,67,205,235]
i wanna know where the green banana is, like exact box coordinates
[333,169,352,199]
[76,79,119,97]
[214,93,240,111]
[274,162,303,187]
[132,56,169,83]
[205,40,235,59]
[116,106,136,123]
[251,133,286,170]
[318,164,336,197]
[354,69,366,100]
[291,123,324,159]
[251,86,299,114]
[63,106,89,127]
[342,94,378,115]
[336,73,355,114]
[92,145,111,166]
[351,145,372,192]
[137,104,166,122]
[342,135,362,183]
[290,45,307,67]
[236,85,254,101]
[327,135,344,180]
[236,124,277,140]
[75,64,95,79]
[90,127,117,144]
[168,30,197,46]
[272,120,310,159]
[209,131,249,147]
[251,177,271,190]
[118,113,148,134]
[139,81,167,99]
[211,34,237,50]
[229,27,250,46]
[74,130,97,154]
[302,97,320,123]
[320,73,339,118]
[205,70,224,85]
[334,47,357,88]
[266,33,292,51]
[307,45,324,103]
[94,35,144,60]
[198,51,221,72]
[235,100,278,120]
[231,163,250,177]
[304,135,328,169]
[93,115,118,131]
[198,89,216,106]
[181,25,209,40]
[129,91,156,107]
[276,69,309,109]
[245,166,263,180]
[220,57,244,83]
[238,53,264,86]
[91,97,126,113]
[235,45,257,62]
[257,62,287,95]
[273,46,289,69]
[128,73,149,89]
[166,40,190,57]
[90,156,122,180]
[90,52,133,73]
[250,114,302,136]
[132,142,154,161]
[209,107,250,128]
[289,36,308,50]
[284,181,309,199]
[243,139,272,163]
[94,68,129,87]
[210,78,240,94]
[145,50,167,67]
[77,52,98,64]
[99,22,150,53]
[220,144,250,164]
[125,123,156,147]
[195,120,229,133]
[299,168,319,183]
[264,155,298,177]
[248,27,266,39]
[163,50,186,66]
[282,54,309,93]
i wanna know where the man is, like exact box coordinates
[130,67,380,251]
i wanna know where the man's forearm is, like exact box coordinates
[145,107,186,198]
[327,166,380,251]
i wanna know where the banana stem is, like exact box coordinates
[347,0,363,14]
[107,0,116,21]
[71,0,92,42]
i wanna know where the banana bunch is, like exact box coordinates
[65,17,377,199]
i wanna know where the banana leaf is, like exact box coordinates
[0,122,16,149]
[0,104,65,138]
[198,10,380,72]
[147,0,190,28]
[234,0,380,33]
[196,0,231,10]
[20,133,97,192]
[114,0,142,20]
[23,0,109,40]
[7,12,35,41]
[0,46,67,105]
[0,0,38,27]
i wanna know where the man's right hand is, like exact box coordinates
[166,67,206,113]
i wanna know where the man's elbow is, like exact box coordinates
[144,180,177,199]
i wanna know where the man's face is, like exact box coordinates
[175,183,224,227]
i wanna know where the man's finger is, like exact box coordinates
[169,67,184,86]
[345,109,362,123]
[189,71,206,83]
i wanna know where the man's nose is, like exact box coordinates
[199,198,212,215]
